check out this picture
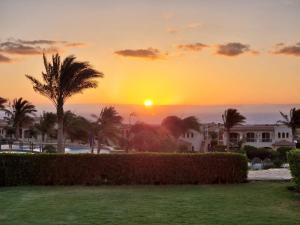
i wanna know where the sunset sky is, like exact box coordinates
[1,0,300,108]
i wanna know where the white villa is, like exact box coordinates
[179,123,223,152]
[223,124,295,149]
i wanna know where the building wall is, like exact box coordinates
[179,129,204,151]
[223,125,293,149]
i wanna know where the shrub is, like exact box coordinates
[245,146,274,160]
[0,153,248,186]
[287,150,300,190]
[212,145,226,152]
[42,144,57,153]
[277,147,293,162]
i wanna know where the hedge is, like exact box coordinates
[0,153,248,186]
[288,150,300,189]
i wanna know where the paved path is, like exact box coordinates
[248,168,292,181]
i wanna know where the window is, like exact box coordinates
[286,133,289,138]
[191,132,194,138]
[186,133,189,138]
[278,132,281,138]
[282,132,285,138]
[191,146,194,151]
[262,132,271,142]
[246,133,255,142]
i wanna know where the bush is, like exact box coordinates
[287,150,300,190]
[42,144,57,153]
[0,153,248,186]
[245,146,274,160]
[212,145,226,152]
[277,147,293,162]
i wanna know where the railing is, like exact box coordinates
[260,138,272,142]
[0,140,45,153]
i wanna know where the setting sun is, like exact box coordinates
[144,99,153,107]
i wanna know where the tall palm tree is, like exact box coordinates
[222,108,246,151]
[26,53,103,152]
[5,98,37,140]
[278,108,300,138]
[35,112,57,142]
[161,115,200,139]
[93,107,123,153]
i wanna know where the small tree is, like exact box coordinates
[161,115,200,139]
[5,98,37,140]
[278,108,300,139]
[35,112,57,142]
[93,107,123,153]
[222,108,246,151]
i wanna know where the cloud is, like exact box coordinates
[166,28,178,34]
[0,41,43,55]
[177,43,208,51]
[216,42,251,56]
[0,53,12,63]
[0,38,86,62]
[64,42,86,47]
[115,48,166,60]
[272,43,300,56]
[187,22,203,30]
[17,39,60,45]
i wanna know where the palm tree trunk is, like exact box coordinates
[226,129,230,152]
[15,124,20,140]
[57,103,64,153]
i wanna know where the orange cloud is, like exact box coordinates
[115,48,167,60]
[216,42,251,56]
[177,43,208,51]
[272,43,300,56]
[0,53,12,63]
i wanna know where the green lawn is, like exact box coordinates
[0,182,299,225]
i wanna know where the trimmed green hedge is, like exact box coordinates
[288,150,300,189]
[0,153,248,186]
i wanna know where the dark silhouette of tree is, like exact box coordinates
[25,53,103,152]
[35,112,57,142]
[278,108,300,138]
[5,98,37,140]
[130,122,177,152]
[161,115,200,139]
[93,107,123,153]
[63,111,91,143]
[0,97,7,111]
[222,108,246,151]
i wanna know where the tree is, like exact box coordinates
[130,122,177,152]
[278,108,300,138]
[222,108,246,151]
[93,107,123,153]
[35,112,57,142]
[26,53,103,152]
[63,111,91,143]
[161,115,200,139]
[5,98,37,140]
[0,97,7,111]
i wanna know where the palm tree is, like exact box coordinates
[278,108,300,139]
[161,115,200,139]
[93,107,123,154]
[25,53,103,152]
[222,108,246,151]
[5,98,37,140]
[35,112,57,142]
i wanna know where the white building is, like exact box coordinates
[223,124,295,149]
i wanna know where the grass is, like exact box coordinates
[0,182,299,225]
